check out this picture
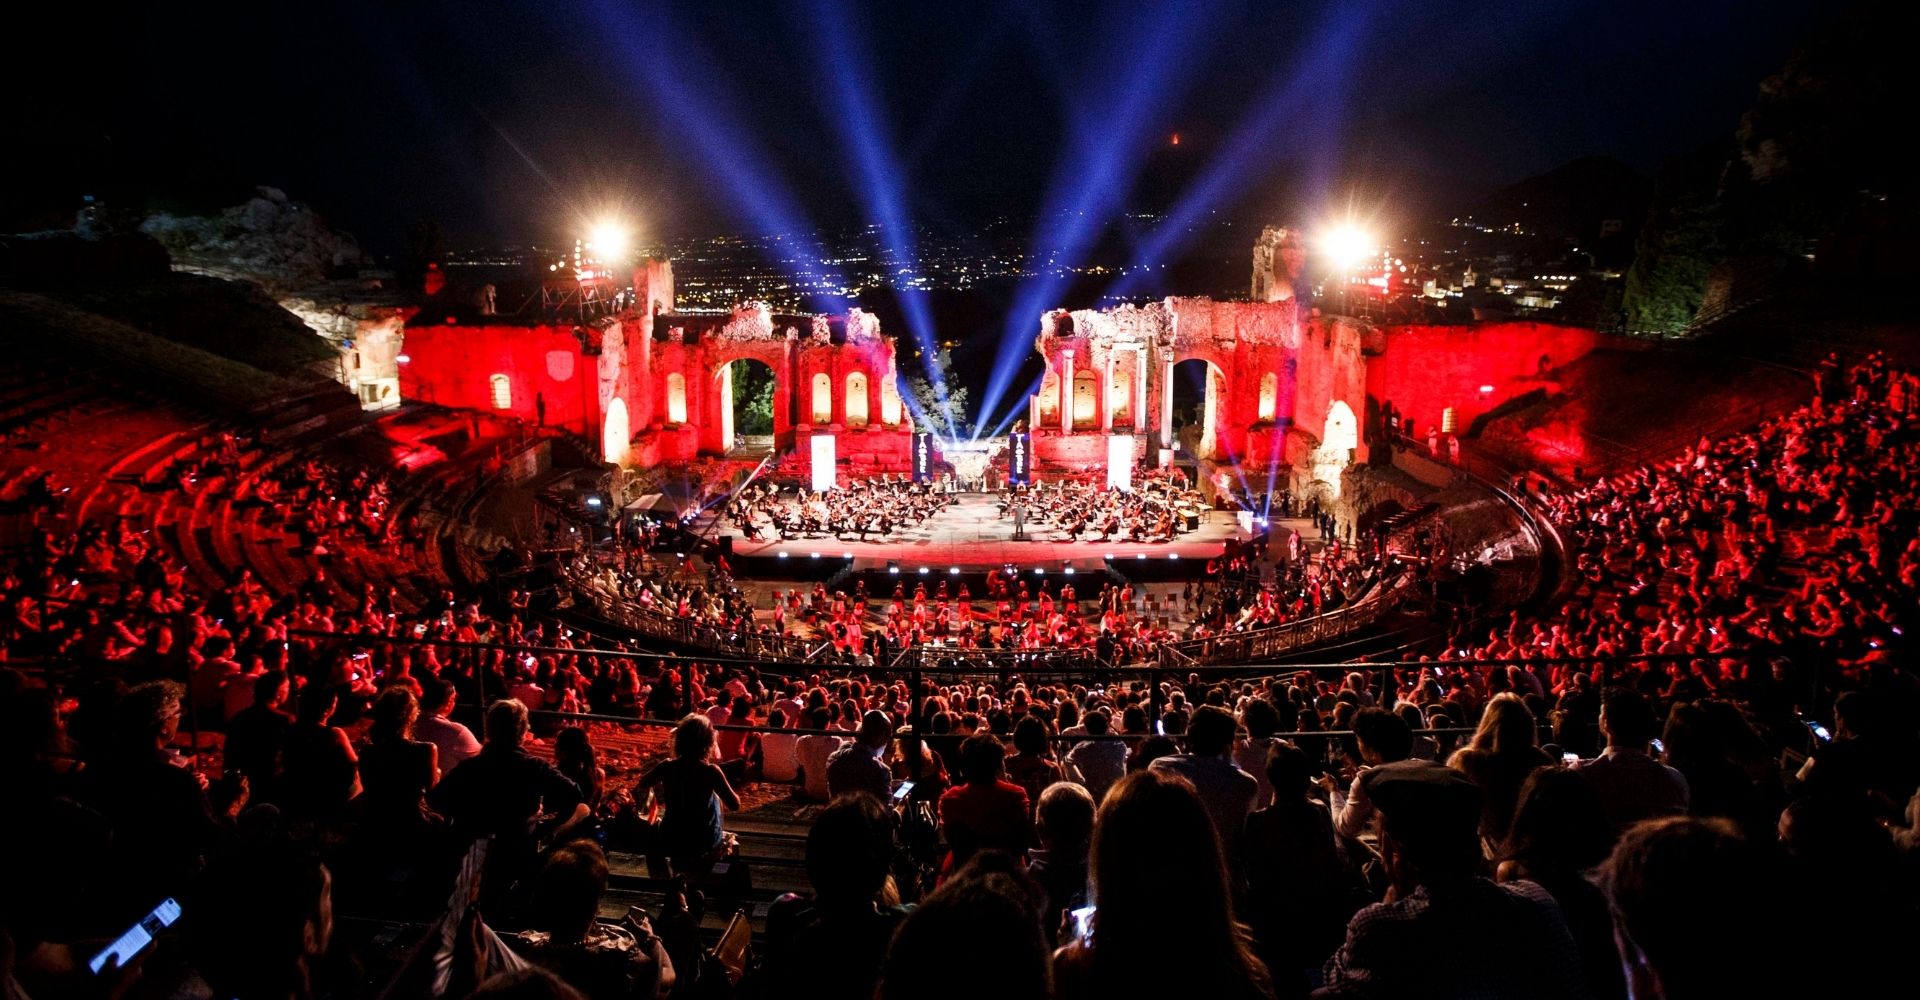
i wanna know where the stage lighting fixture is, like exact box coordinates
[1034,568,1045,575]
[1136,553,1147,560]
[1170,553,1180,560]
[888,562,899,574]
[778,551,789,559]
[1064,567,1075,575]
[842,552,853,559]
[919,566,930,574]
[588,221,630,263]
[1321,225,1375,270]
[949,567,961,575]
[396,354,411,364]
[810,552,821,559]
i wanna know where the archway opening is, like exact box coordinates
[811,372,832,424]
[602,397,631,465]
[719,359,776,454]
[1311,399,1359,498]
[665,373,687,425]
[845,371,870,428]
[1171,359,1224,459]
[1071,369,1098,429]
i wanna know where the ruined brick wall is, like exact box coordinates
[1366,321,1605,440]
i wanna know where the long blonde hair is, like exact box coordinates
[1469,693,1538,755]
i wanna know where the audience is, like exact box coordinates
[0,352,1914,1000]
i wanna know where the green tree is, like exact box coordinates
[1622,157,1725,334]
[729,359,775,435]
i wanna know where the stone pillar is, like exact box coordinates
[1135,348,1148,432]
[1101,351,1114,433]
[1160,347,1175,450]
[1060,349,1074,435]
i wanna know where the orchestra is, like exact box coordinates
[724,473,955,541]
[1003,477,1208,543]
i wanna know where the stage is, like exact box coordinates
[698,494,1254,574]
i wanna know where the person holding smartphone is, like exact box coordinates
[76,681,232,921]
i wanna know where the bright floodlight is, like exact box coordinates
[1321,225,1375,270]
[588,221,630,262]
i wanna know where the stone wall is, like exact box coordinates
[1365,321,1605,441]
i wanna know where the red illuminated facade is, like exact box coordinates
[398,259,913,475]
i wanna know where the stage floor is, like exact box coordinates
[700,494,1252,570]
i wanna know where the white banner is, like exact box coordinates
[810,434,836,493]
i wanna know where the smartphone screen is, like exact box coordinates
[1070,904,1096,942]
[90,898,182,974]
[891,780,915,802]
[1650,739,1665,754]
[1561,752,1579,766]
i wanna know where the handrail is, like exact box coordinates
[1163,571,1412,664]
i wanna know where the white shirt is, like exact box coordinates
[796,733,845,801]
[416,712,482,773]
[762,732,801,783]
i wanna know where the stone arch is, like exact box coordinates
[1071,368,1098,430]
[602,396,630,465]
[1310,399,1359,498]
[665,373,687,425]
[845,371,869,428]
[1171,358,1226,459]
[811,372,832,424]
[1258,371,1279,421]
[488,373,512,410]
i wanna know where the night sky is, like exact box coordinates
[7,0,1839,253]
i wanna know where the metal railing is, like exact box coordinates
[1164,572,1413,664]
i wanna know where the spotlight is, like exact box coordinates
[1136,553,1147,560]
[949,567,961,575]
[842,552,853,559]
[919,566,930,574]
[1321,225,1375,270]
[778,551,789,559]
[810,552,821,559]
[888,562,899,574]
[1034,567,1045,575]
[1170,553,1179,560]
[588,220,630,263]
[396,354,411,364]
[1064,567,1076,575]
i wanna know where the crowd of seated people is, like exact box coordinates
[1436,354,1918,748]
[0,354,1914,999]
[739,665,1914,1000]
[726,476,953,542]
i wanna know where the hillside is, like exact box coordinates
[52,271,337,373]
[0,291,312,412]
